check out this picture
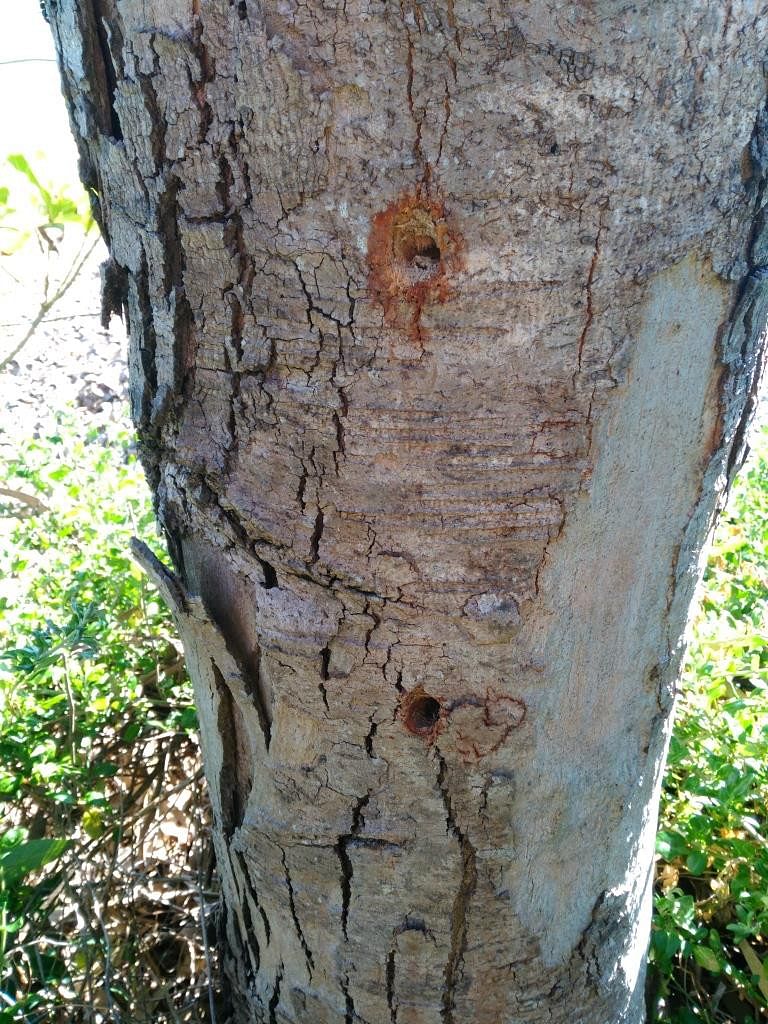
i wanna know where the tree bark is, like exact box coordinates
[47,1,768,1021]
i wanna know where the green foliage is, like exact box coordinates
[7,154,89,231]
[1,153,91,254]
[0,413,199,1022]
[649,424,768,1023]
[0,152,98,374]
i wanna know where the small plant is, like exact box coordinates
[649,424,768,1023]
[0,412,212,1023]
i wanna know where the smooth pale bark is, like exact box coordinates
[48,2,767,1021]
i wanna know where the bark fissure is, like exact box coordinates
[87,0,123,138]
[268,962,283,1024]
[576,215,604,373]
[280,850,315,980]
[435,751,478,1023]
[399,0,425,173]
[364,714,378,759]
[212,660,250,837]
[319,645,331,712]
[309,507,324,565]
[337,792,371,941]
[385,947,398,1023]
[341,974,357,1024]
[236,872,262,978]
[236,850,271,948]
[242,643,272,749]
[255,555,278,590]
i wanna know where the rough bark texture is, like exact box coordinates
[48,2,768,1021]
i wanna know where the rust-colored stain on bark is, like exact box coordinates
[400,685,526,760]
[367,189,464,343]
[449,690,526,763]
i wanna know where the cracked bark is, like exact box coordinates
[48,2,768,1022]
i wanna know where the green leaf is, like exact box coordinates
[7,153,41,187]
[692,944,721,973]
[0,837,70,883]
[7,153,53,215]
[685,851,707,876]
[656,830,690,860]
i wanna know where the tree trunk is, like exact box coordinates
[47,2,768,1021]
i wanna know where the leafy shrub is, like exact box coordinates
[0,413,211,1023]
[650,425,768,1023]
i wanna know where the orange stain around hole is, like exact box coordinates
[367,190,464,344]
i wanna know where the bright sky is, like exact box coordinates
[0,1,80,184]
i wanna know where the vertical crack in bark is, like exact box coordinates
[444,0,461,53]
[332,406,347,476]
[436,77,452,167]
[190,8,215,142]
[296,463,309,511]
[212,661,250,837]
[280,850,315,979]
[341,974,356,1024]
[88,0,123,139]
[399,0,425,170]
[362,601,381,665]
[236,850,271,950]
[319,645,331,711]
[234,856,261,979]
[435,751,477,1024]
[244,643,273,750]
[364,714,378,758]
[386,947,398,1022]
[134,250,159,435]
[216,631,272,750]
[336,793,371,940]
[255,554,279,589]
[268,962,283,1024]
[576,215,604,373]
[309,507,324,564]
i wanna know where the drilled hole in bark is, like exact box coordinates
[400,235,441,271]
[404,694,441,736]
[368,190,464,343]
[392,212,442,280]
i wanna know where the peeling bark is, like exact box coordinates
[52,2,768,1021]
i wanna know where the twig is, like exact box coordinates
[0,312,103,328]
[0,232,100,373]
[0,58,57,65]
[61,652,78,766]
[0,486,49,513]
[196,801,218,1024]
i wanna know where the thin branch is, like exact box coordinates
[0,59,57,66]
[0,487,49,513]
[0,232,100,373]
[0,311,103,328]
